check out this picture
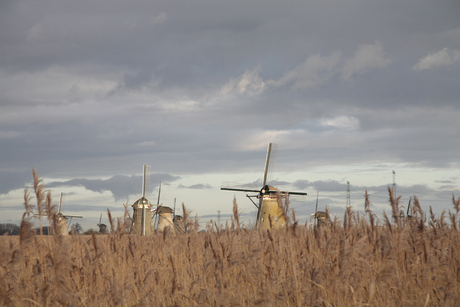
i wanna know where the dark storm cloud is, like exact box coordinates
[0,169,32,195]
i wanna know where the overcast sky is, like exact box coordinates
[1,0,459,230]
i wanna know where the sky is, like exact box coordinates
[1,0,459,231]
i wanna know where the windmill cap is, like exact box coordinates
[133,197,152,207]
[157,206,173,213]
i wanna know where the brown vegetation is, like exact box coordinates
[0,172,459,306]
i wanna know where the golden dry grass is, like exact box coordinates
[1,172,459,306]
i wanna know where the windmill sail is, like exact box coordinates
[97,213,108,233]
[33,192,83,235]
[221,143,307,230]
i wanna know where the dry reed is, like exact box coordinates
[1,170,459,306]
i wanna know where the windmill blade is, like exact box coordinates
[315,191,319,214]
[262,143,273,187]
[58,192,63,214]
[173,198,176,221]
[221,187,260,193]
[142,165,151,199]
[221,181,260,193]
[61,214,83,218]
[157,181,161,205]
[279,191,307,196]
[98,213,102,226]
[262,189,307,201]
[245,194,259,209]
[260,143,279,188]
[406,196,412,216]
[283,192,307,202]
[153,204,161,229]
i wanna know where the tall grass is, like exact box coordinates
[1,171,459,306]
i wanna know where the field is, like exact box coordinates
[1,191,460,307]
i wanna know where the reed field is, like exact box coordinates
[1,171,460,306]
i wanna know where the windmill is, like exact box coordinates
[172,198,186,233]
[221,143,307,230]
[310,191,327,227]
[129,165,155,235]
[97,213,108,234]
[152,193,185,234]
[155,206,177,233]
[35,192,83,235]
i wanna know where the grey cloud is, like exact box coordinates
[178,183,213,189]
[413,48,460,71]
[341,41,390,80]
[292,180,348,192]
[0,169,33,195]
[435,180,454,184]
[47,173,180,201]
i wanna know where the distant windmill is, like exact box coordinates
[310,191,327,227]
[153,196,185,234]
[130,165,155,235]
[35,192,83,235]
[97,213,108,234]
[221,143,307,230]
[155,206,176,233]
[173,215,185,233]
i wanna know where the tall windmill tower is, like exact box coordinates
[130,165,155,235]
[221,143,307,230]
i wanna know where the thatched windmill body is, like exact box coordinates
[221,143,307,230]
[130,165,155,235]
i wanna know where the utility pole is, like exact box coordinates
[392,170,396,199]
[217,210,221,227]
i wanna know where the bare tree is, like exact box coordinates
[0,223,20,235]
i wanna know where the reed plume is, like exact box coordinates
[3,170,460,306]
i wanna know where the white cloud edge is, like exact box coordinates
[221,41,391,96]
[413,48,460,71]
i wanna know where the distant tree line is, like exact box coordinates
[0,222,85,236]
[0,223,20,236]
